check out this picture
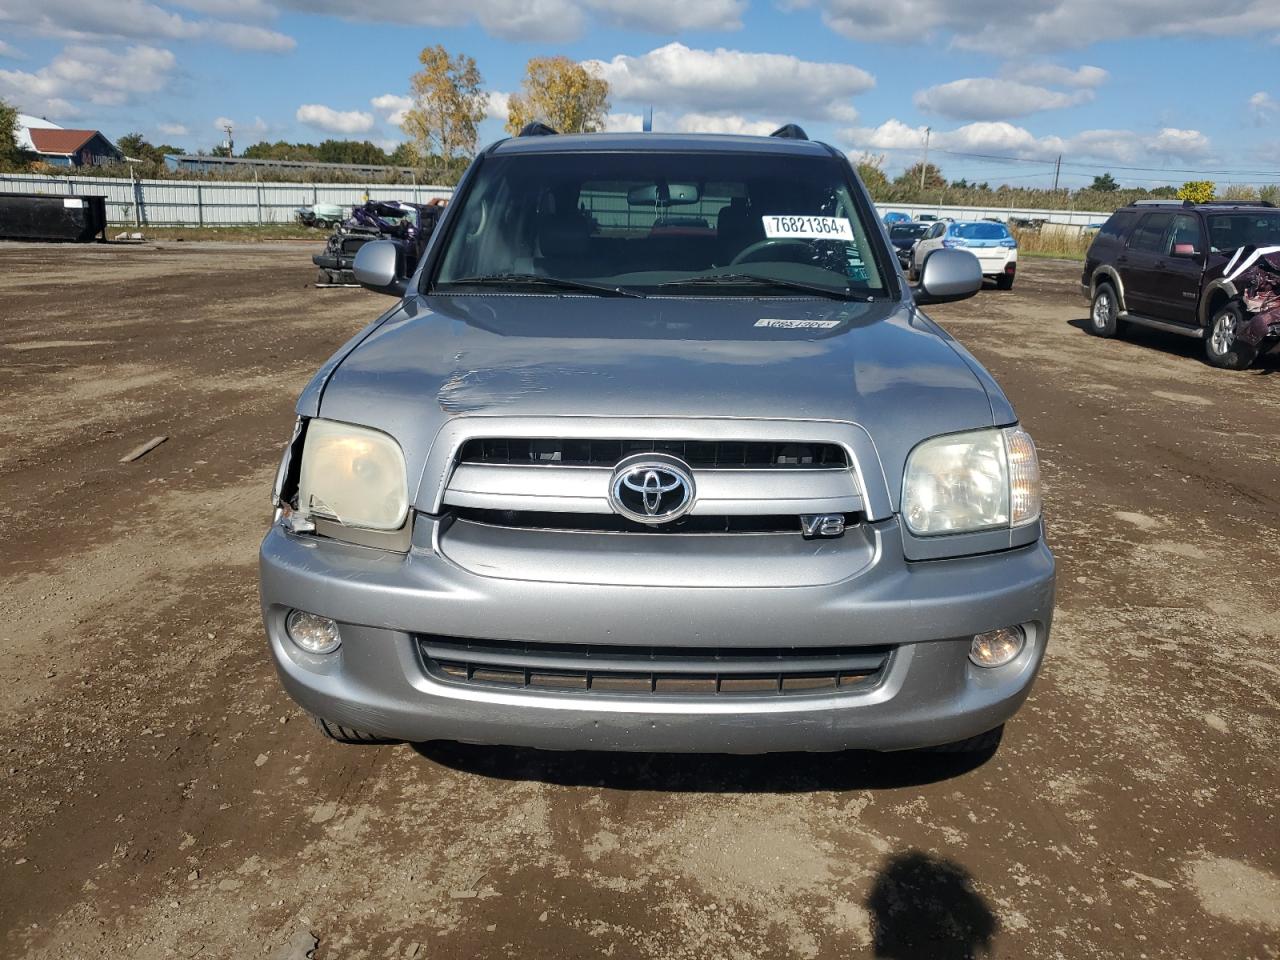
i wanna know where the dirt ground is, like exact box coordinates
[1,243,1277,960]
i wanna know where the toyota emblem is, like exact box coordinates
[607,453,696,524]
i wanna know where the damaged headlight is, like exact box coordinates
[902,426,1041,536]
[296,419,409,531]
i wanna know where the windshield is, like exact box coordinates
[432,151,886,298]
[951,222,1010,240]
[890,224,928,240]
[1207,213,1280,253]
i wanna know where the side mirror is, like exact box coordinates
[911,248,983,305]
[1171,243,1199,258]
[353,240,408,297]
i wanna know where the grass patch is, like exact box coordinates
[1011,227,1091,261]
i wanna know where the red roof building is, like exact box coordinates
[27,128,123,167]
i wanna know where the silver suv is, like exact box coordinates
[260,127,1055,754]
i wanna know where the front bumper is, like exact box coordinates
[259,518,1055,753]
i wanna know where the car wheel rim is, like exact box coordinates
[1093,293,1111,328]
[1211,315,1236,355]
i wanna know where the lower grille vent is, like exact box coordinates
[419,636,893,698]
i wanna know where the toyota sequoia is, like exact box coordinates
[259,126,1056,754]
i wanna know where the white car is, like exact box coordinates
[911,220,1018,290]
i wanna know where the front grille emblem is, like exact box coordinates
[607,453,696,525]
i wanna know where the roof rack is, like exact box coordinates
[769,124,809,141]
[1131,198,1276,209]
[517,121,559,137]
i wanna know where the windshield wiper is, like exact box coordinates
[439,273,645,298]
[656,272,854,300]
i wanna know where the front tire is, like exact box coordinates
[1089,283,1120,337]
[1205,302,1257,370]
[312,715,399,744]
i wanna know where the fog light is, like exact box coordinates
[969,626,1025,667]
[286,610,341,655]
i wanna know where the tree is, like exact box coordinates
[1176,180,1215,203]
[117,132,150,159]
[402,45,487,171]
[1221,184,1259,201]
[505,56,609,135]
[1090,173,1119,192]
[0,97,32,169]
[388,142,418,167]
[854,152,889,194]
[315,139,389,166]
[895,162,945,191]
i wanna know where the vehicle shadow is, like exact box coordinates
[1065,317,1280,373]
[410,737,999,793]
[866,850,999,959]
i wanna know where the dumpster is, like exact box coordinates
[0,193,109,242]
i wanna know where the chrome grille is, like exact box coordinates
[459,438,849,469]
[419,636,893,698]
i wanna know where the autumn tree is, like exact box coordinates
[1176,180,1215,203]
[505,56,610,135]
[896,162,946,191]
[854,152,889,195]
[402,45,487,175]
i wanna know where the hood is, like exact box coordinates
[312,293,1003,506]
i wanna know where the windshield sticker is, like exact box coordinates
[755,318,842,329]
[762,216,854,241]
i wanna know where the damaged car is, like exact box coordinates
[1082,199,1280,369]
[295,202,347,229]
[313,199,446,286]
[262,126,1054,756]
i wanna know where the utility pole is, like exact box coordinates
[223,122,234,159]
[920,127,931,190]
[1052,154,1062,193]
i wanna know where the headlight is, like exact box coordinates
[296,419,409,530]
[902,426,1041,536]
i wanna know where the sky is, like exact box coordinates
[1,0,1279,188]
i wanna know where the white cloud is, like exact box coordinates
[0,0,295,52]
[486,91,510,122]
[584,0,745,31]
[1148,127,1211,158]
[671,112,779,136]
[914,78,1093,121]
[603,112,644,132]
[603,110,782,136]
[371,93,413,126]
[157,122,189,136]
[296,103,376,135]
[0,39,25,59]
[1249,91,1278,123]
[271,0,584,42]
[812,0,1280,52]
[584,43,873,123]
[841,118,1212,166]
[1003,63,1109,89]
[270,0,742,40]
[0,44,176,117]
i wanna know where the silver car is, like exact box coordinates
[260,128,1055,754]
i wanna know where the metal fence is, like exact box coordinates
[0,171,1111,231]
[0,173,452,226]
